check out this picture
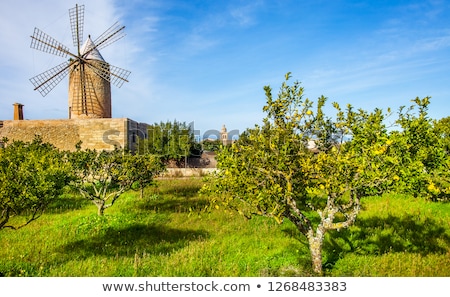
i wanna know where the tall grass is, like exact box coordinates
[0,179,448,276]
[327,194,450,276]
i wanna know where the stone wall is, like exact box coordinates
[0,118,146,151]
[160,168,217,177]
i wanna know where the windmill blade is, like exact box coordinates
[69,4,85,54]
[85,60,130,88]
[92,22,126,52]
[29,61,72,97]
[30,28,73,58]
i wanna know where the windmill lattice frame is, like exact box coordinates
[29,4,130,118]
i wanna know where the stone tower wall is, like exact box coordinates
[68,60,112,119]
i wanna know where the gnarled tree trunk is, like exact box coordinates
[94,200,105,216]
[286,191,361,276]
[307,227,325,275]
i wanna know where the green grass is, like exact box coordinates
[327,194,450,276]
[0,178,449,276]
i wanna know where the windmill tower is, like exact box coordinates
[29,4,130,119]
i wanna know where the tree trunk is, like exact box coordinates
[0,207,10,229]
[308,229,325,275]
[140,186,144,199]
[94,200,105,216]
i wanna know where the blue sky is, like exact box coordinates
[1,0,449,138]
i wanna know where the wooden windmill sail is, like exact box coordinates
[29,4,130,119]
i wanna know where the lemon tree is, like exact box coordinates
[0,137,72,230]
[389,98,450,201]
[69,148,165,216]
[203,73,406,275]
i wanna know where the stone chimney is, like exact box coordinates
[13,103,24,120]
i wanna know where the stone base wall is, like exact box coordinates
[160,168,217,177]
[0,118,147,152]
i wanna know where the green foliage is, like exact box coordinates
[201,139,223,152]
[0,180,448,277]
[138,120,199,163]
[201,73,449,274]
[0,179,303,277]
[202,74,392,274]
[69,148,165,215]
[381,98,450,201]
[0,136,72,230]
[434,116,450,154]
[327,193,450,276]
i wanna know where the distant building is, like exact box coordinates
[307,139,319,153]
[220,124,235,146]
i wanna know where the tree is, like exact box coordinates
[0,137,72,230]
[201,139,222,152]
[388,99,450,201]
[434,116,450,155]
[138,120,198,165]
[69,148,165,215]
[133,153,166,199]
[202,73,401,275]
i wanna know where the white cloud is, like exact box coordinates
[229,2,262,27]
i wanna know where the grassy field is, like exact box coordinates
[0,178,449,276]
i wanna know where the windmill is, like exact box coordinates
[29,4,130,119]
